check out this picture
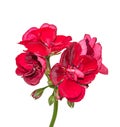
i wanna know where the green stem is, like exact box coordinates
[45,56,51,79]
[45,55,58,127]
[46,56,51,69]
[45,56,54,87]
[49,99,58,127]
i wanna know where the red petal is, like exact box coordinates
[84,34,97,48]
[89,37,97,47]
[16,68,26,75]
[37,56,46,72]
[50,63,66,85]
[60,47,71,68]
[93,43,102,60]
[70,43,82,66]
[58,79,85,102]
[79,39,87,55]
[51,35,72,52]
[16,53,32,71]
[99,64,108,74]
[79,55,98,73]
[22,27,39,41]
[60,42,82,67]
[40,23,57,46]
[19,41,50,56]
[78,73,96,84]
[23,70,43,86]
[84,34,91,41]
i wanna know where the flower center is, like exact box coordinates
[66,66,84,81]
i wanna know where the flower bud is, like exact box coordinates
[31,88,44,99]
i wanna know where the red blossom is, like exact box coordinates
[19,23,72,56]
[50,42,98,102]
[15,52,46,85]
[79,34,108,74]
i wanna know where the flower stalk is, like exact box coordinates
[45,56,51,80]
[49,98,58,127]
[45,55,58,127]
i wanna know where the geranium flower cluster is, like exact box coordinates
[15,23,108,127]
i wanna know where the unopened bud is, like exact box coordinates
[31,88,44,99]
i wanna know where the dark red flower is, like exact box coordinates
[79,34,108,74]
[50,42,98,102]
[15,52,46,85]
[19,23,72,56]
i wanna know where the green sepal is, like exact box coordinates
[67,100,74,108]
[48,94,55,106]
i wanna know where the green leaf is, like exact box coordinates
[48,94,55,106]
[67,100,74,108]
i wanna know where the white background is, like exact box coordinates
[0,0,120,127]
